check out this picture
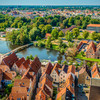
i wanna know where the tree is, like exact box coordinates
[46,37,52,48]
[83,31,89,39]
[39,24,44,30]
[58,38,63,48]
[58,31,64,37]
[65,31,73,42]
[72,28,79,38]
[68,16,74,26]
[44,24,52,33]
[20,33,30,45]
[29,27,40,41]
[51,28,59,39]
[51,18,58,26]
[91,32,98,41]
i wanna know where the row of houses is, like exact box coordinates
[77,40,100,59]
[0,52,42,100]
[35,62,76,100]
[77,63,100,100]
[0,52,100,100]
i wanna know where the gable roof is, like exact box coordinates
[19,59,30,69]
[79,66,91,77]
[67,65,75,74]
[45,62,53,75]
[30,57,41,74]
[39,74,53,90]
[21,68,35,81]
[92,69,100,78]
[15,57,25,68]
[3,53,18,68]
[3,72,12,80]
[51,63,61,75]
[87,41,96,53]
[62,65,68,73]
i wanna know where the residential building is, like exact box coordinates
[50,63,61,83]
[78,66,91,86]
[1,53,18,68]
[87,24,100,33]
[91,63,100,79]
[86,41,100,59]
[12,57,25,73]
[19,59,30,75]
[56,73,75,100]
[35,73,53,100]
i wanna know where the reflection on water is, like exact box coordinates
[0,40,65,61]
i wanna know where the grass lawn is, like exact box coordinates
[52,44,59,51]
[75,53,100,62]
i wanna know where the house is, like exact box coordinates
[91,63,100,79]
[35,73,53,100]
[12,57,25,72]
[86,41,100,59]
[78,66,91,86]
[1,53,18,68]
[21,68,37,90]
[59,65,75,83]
[50,63,61,83]
[77,40,88,52]
[0,69,3,88]
[56,73,75,100]
[8,66,37,100]
[19,59,30,75]
[3,71,13,85]
[8,87,28,100]
[87,24,100,33]
[30,57,41,81]
[45,62,53,75]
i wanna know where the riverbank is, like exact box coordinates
[0,37,6,41]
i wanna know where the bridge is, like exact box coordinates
[1,43,33,59]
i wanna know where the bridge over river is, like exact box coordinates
[0,43,33,59]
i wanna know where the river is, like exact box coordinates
[0,40,65,62]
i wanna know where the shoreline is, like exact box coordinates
[0,37,6,41]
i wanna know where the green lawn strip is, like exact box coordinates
[75,54,100,62]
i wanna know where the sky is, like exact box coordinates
[0,0,100,5]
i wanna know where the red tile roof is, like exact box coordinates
[87,24,100,27]
[51,63,61,75]
[14,79,30,89]
[30,57,41,74]
[45,62,53,75]
[3,53,18,68]
[19,59,30,70]
[3,72,12,80]
[87,41,96,53]
[15,57,25,68]
[8,87,27,100]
